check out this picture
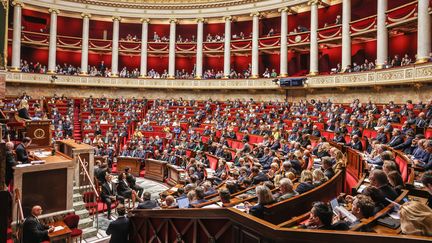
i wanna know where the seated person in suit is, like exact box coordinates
[101,174,125,219]
[276,178,298,202]
[137,192,159,209]
[16,137,32,164]
[388,129,404,148]
[250,166,269,185]
[117,172,143,203]
[322,156,335,179]
[190,186,209,206]
[246,185,274,219]
[5,141,18,187]
[368,169,399,202]
[296,170,315,194]
[125,167,144,198]
[22,205,54,243]
[300,202,349,230]
[348,135,363,151]
[17,99,31,120]
[106,205,130,243]
[219,189,231,206]
[413,140,432,170]
[164,195,177,208]
[203,181,217,196]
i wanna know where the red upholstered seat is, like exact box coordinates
[395,156,408,183]
[71,228,83,237]
[345,172,358,194]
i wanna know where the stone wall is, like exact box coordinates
[6,82,432,104]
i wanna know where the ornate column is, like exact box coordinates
[251,12,260,78]
[309,0,319,75]
[11,0,23,71]
[223,16,232,78]
[140,18,149,77]
[47,9,59,74]
[168,18,177,78]
[341,0,351,70]
[195,18,204,79]
[279,7,289,77]
[376,0,388,69]
[80,13,91,75]
[416,0,431,63]
[111,16,121,77]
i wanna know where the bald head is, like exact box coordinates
[6,142,14,151]
[32,205,43,216]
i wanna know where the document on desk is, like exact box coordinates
[53,226,64,232]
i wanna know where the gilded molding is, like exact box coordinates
[112,16,122,22]
[140,18,150,23]
[223,16,232,21]
[48,8,60,14]
[81,13,91,18]
[12,0,24,7]
[60,0,260,10]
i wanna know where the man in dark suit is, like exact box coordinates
[22,205,54,243]
[348,135,363,151]
[16,137,32,164]
[100,174,124,219]
[125,167,143,198]
[137,192,158,209]
[6,141,18,187]
[387,129,404,148]
[375,127,388,144]
[250,166,269,185]
[368,169,399,203]
[322,157,335,179]
[106,205,129,243]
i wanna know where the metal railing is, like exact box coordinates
[77,155,100,229]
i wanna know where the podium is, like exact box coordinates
[26,120,52,147]
[13,148,74,219]
[117,157,141,176]
[57,140,95,187]
[166,164,186,186]
[144,159,167,182]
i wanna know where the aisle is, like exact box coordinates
[84,177,168,243]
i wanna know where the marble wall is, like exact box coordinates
[6,82,432,104]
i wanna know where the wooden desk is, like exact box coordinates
[166,164,185,186]
[144,159,167,182]
[13,148,74,219]
[48,221,72,243]
[117,157,141,176]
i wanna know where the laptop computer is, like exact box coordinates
[177,197,190,208]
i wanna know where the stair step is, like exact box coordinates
[82,227,98,239]
[78,217,94,229]
[73,193,83,202]
[75,209,90,219]
[73,201,86,211]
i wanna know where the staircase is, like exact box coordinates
[73,99,82,141]
[73,186,98,239]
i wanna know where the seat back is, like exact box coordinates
[64,214,80,229]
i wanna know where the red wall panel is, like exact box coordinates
[21,46,48,65]
[260,53,280,74]
[204,23,225,37]
[57,16,82,37]
[22,9,49,33]
[318,3,342,28]
[203,55,224,72]
[88,52,112,68]
[320,45,342,73]
[177,24,197,41]
[119,54,140,70]
[56,49,81,67]
[288,12,310,33]
[119,22,141,40]
[176,56,196,74]
[148,55,169,73]
[232,21,252,38]
[89,20,112,40]
[389,33,417,59]
[232,55,250,73]
[148,24,170,40]
[261,17,280,36]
